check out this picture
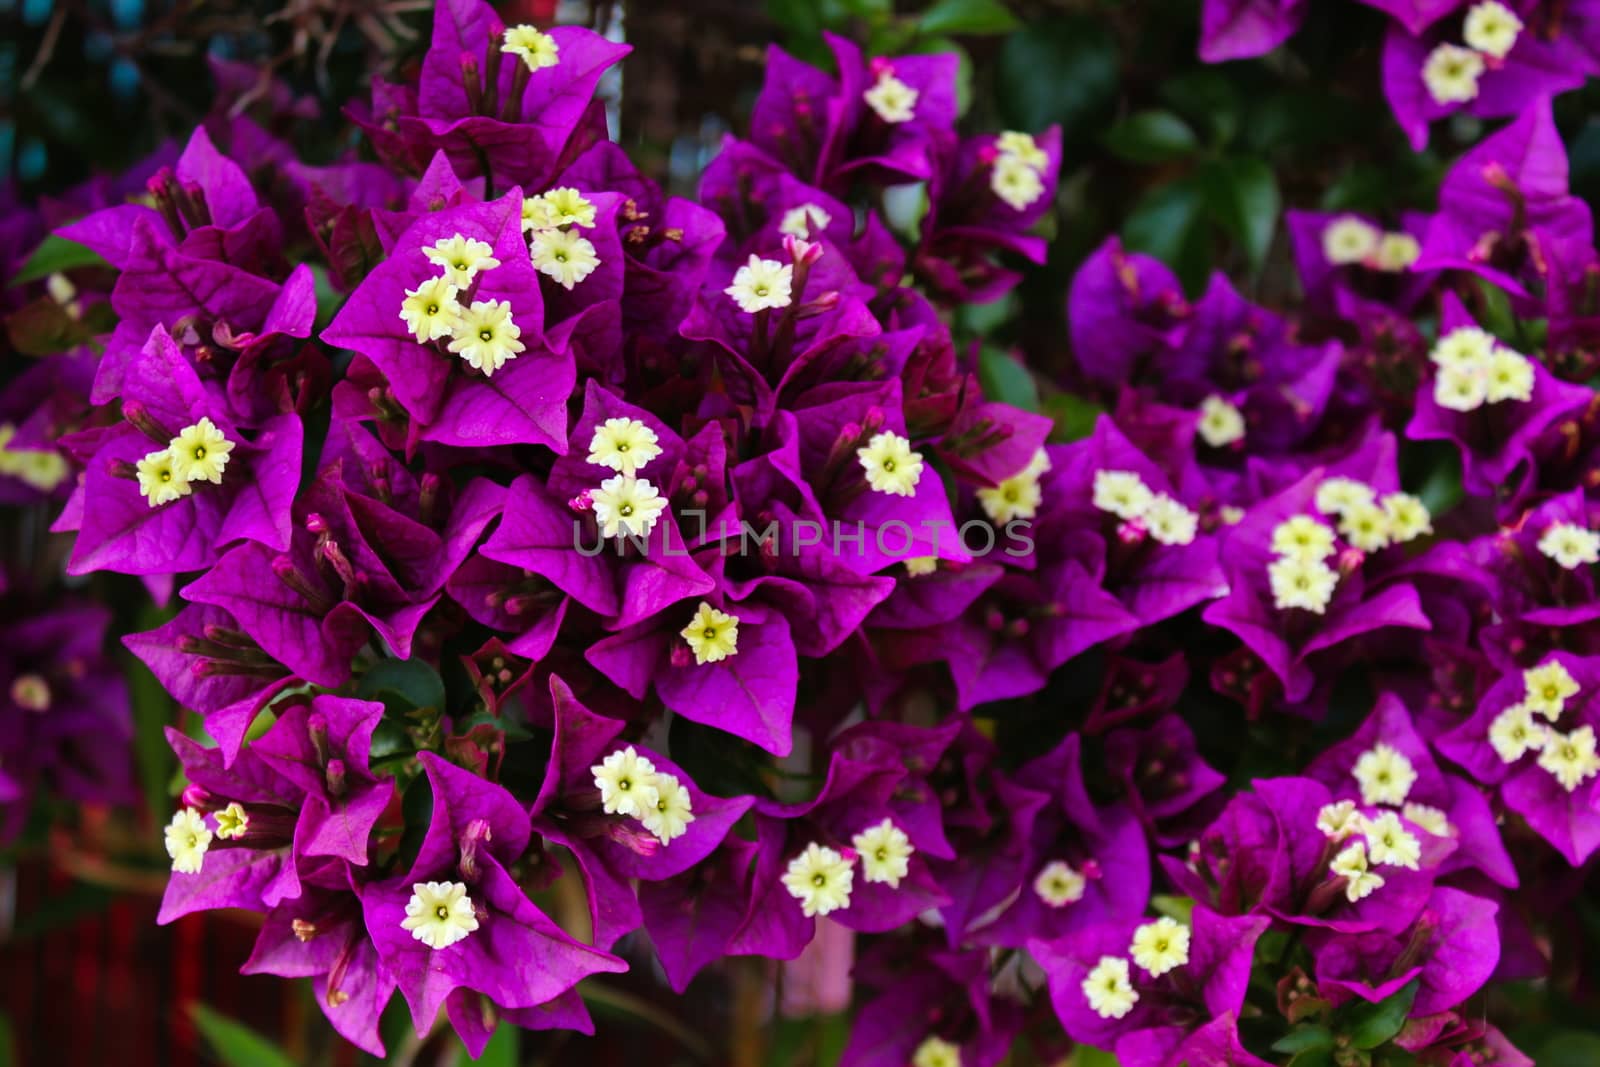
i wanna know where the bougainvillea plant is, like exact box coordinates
[9,0,1600,1062]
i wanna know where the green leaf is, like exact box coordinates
[8,235,107,286]
[1103,111,1199,164]
[1273,1026,1334,1054]
[187,1004,296,1067]
[358,658,446,713]
[4,295,113,357]
[0,1012,13,1067]
[918,0,1019,35]
[977,346,1040,413]
[128,604,180,822]
[1345,978,1419,1050]
[1201,156,1280,274]
[1535,1031,1600,1067]
[1473,276,1517,343]
[1159,69,1241,147]
[1121,176,1208,289]
[996,16,1118,149]
[473,1020,520,1066]
[1285,1050,1335,1067]
[1149,895,1194,924]
[1068,1047,1119,1067]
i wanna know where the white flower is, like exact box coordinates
[524,187,595,230]
[447,299,526,376]
[1484,349,1534,404]
[590,475,669,539]
[779,202,833,239]
[1374,232,1421,272]
[1314,477,1377,516]
[1272,515,1337,562]
[501,25,560,71]
[1538,725,1600,792]
[1081,956,1138,1020]
[592,745,661,818]
[1316,799,1367,839]
[856,431,924,497]
[1329,840,1385,902]
[977,449,1050,524]
[1338,500,1392,553]
[400,881,480,950]
[904,556,940,577]
[214,802,249,841]
[852,819,914,887]
[1129,917,1190,977]
[781,842,855,917]
[531,227,601,290]
[679,601,739,665]
[996,130,1049,170]
[1364,810,1422,870]
[1352,742,1418,807]
[1322,216,1381,266]
[1268,556,1339,614]
[863,70,918,123]
[168,417,235,485]
[1434,362,1489,412]
[137,448,194,508]
[1402,802,1454,838]
[1197,394,1245,447]
[1033,861,1087,907]
[641,772,695,844]
[586,417,662,477]
[991,154,1046,211]
[0,424,67,492]
[1430,327,1497,368]
[399,275,462,343]
[1538,522,1600,570]
[1463,0,1523,59]
[911,1036,962,1067]
[1422,43,1485,105]
[1489,702,1547,764]
[1144,494,1199,546]
[1093,469,1154,521]
[1382,493,1432,543]
[424,234,501,288]
[1523,661,1580,721]
[164,808,212,874]
[724,255,794,313]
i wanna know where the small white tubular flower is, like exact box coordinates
[1316,799,1367,839]
[1364,810,1422,870]
[592,745,661,818]
[165,808,212,874]
[1081,956,1139,1020]
[1322,216,1381,266]
[1463,0,1523,59]
[781,842,855,917]
[1434,362,1489,412]
[779,202,833,239]
[1144,494,1199,547]
[1538,522,1600,569]
[1314,477,1377,516]
[424,234,501,288]
[1523,661,1580,721]
[1338,500,1393,553]
[864,70,918,123]
[1430,326,1498,368]
[213,802,249,841]
[168,417,235,485]
[1130,918,1191,978]
[587,417,662,477]
[1033,860,1087,907]
[1402,802,1454,838]
[590,475,669,539]
[400,881,480,950]
[399,275,462,343]
[997,130,1049,169]
[537,187,597,229]
[991,154,1046,211]
[977,449,1051,524]
[724,255,794,313]
[856,431,924,497]
[1382,493,1432,543]
[1197,394,1246,447]
[137,449,193,508]
[1485,349,1535,404]
[1268,556,1340,614]
[1374,232,1421,272]
[531,228,601,290]
[1422,43,1485,105]
[1538,725,1600,792]
[447,299,526,376]
[1352,742,1418,807]
[501,25,560,71]
[642,773,695,844]
[1093,469,1155,520]
[912,1036,962,1067]
[1489,702,1547,764]
[679,601,740,665]
[1330,840,1386,902]
[852,818,914,887]
[1272,515,1337,562]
